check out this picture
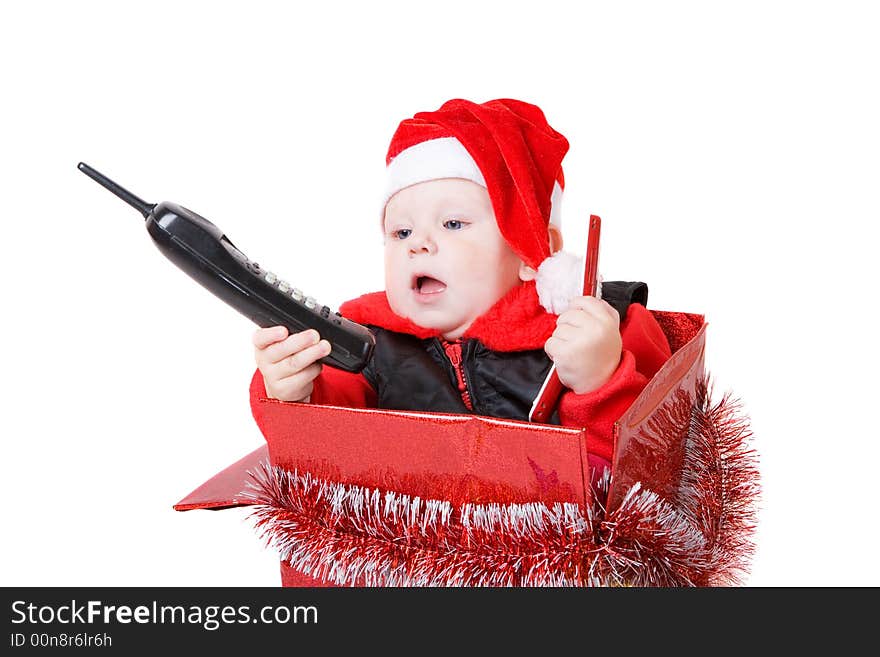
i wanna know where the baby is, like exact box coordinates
[250,98,671,465]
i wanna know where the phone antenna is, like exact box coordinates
[77,162,156,219]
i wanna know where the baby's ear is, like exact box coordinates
[548,224,564,253]
[520,226,564,282]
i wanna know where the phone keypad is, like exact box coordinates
[254,263,336,321]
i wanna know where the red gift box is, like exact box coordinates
[175,309,759,587]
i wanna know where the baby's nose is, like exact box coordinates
[409,232,437,255]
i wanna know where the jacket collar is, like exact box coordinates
[338,281,556,352]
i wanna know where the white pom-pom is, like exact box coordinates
[535,251,584,314]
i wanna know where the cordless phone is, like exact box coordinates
[78,162,375,373]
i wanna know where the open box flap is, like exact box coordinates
[257,404,591,508]
[609,312,707,510]
[176,406,593,512]
[173,445,267,511]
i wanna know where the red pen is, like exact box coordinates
[528,214,601,423]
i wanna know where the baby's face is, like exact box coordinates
[383,178,525,340]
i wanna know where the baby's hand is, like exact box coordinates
[252,326,332,402]
[544,296,623,395]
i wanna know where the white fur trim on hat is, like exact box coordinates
[535,251,603,314]
[382,137,565,226]
[384,137,486,206]
[549,180,563,227]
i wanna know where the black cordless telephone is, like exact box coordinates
[78,163,375,373]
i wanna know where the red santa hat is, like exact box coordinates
[383,98,584,314]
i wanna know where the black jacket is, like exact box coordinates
[361,281,648,423]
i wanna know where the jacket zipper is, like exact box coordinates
[441,340,473,411]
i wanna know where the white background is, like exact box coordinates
[1,1,878,587]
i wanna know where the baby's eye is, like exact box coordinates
[391,228,412,240]
[443,219,465,230]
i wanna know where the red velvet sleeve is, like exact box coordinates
[557,303,672,463]
[620,303,673,380]
[309,366,377,408]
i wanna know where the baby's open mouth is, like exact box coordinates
[415,275,447,294]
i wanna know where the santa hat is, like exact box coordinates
[383,98,584,314]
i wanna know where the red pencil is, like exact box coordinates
[528,215,601,423]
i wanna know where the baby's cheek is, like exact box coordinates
[383,260,404,302]
[385,287,406,316]
[387,275,416,319]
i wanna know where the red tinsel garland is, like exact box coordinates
[242,377,760,587]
